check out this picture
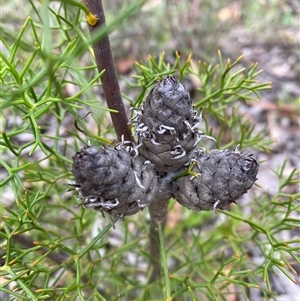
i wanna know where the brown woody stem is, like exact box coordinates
[82,0,170,283]
[83,0,133,142]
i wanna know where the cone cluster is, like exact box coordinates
[71,76,259,218]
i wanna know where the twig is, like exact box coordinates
[12,231,101,290]
[82,0,133,142]
[12,232,69,265]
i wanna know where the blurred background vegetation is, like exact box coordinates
[0,0,299,300]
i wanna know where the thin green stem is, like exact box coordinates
[158,223,171,298]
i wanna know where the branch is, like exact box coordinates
[82,0,133,142]
[81,0,170,283]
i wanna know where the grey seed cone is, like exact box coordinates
[171,150,259,211]
[71,146,158,218]
[134,76,203,172]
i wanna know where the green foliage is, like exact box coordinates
[0,1,299,300]
[128,52,272,152]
